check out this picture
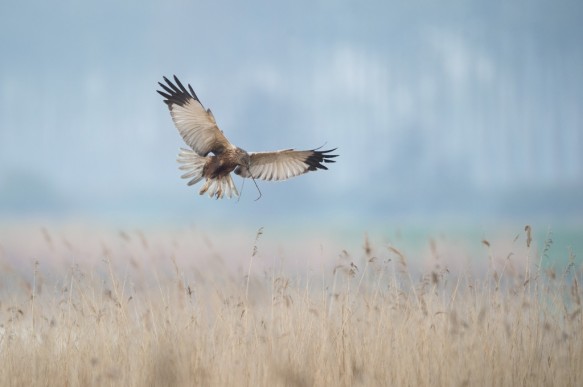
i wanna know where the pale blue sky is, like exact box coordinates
[0,0,582,229]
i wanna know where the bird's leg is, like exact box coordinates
[199,178,211,195]
[215,180,223,199]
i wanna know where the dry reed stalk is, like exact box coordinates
[0,226,581,386]
[246,227,264,302]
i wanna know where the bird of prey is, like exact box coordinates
[157,75,338,199]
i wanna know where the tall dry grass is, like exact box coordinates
[0,225,581,386]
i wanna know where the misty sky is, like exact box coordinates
[0,0,582,229]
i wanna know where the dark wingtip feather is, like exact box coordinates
[305,148,339,171]
[156,75,201,107]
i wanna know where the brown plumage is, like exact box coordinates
[157,75,338,199]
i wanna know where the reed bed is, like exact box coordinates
[0,225,581,386]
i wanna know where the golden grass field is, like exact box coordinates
[0,224,581,386]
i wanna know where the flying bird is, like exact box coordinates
[157,75,338,199]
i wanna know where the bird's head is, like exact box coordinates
[235,147,251,168]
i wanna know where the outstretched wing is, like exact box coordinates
[157,75,233,156]
[236,148,338,181]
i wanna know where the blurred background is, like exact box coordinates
[0,0,582,247]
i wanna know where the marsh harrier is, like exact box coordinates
[157,76,338,199]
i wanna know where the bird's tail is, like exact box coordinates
[177,148,239,199]
[177,148,207,186]
[199,175,239,199]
